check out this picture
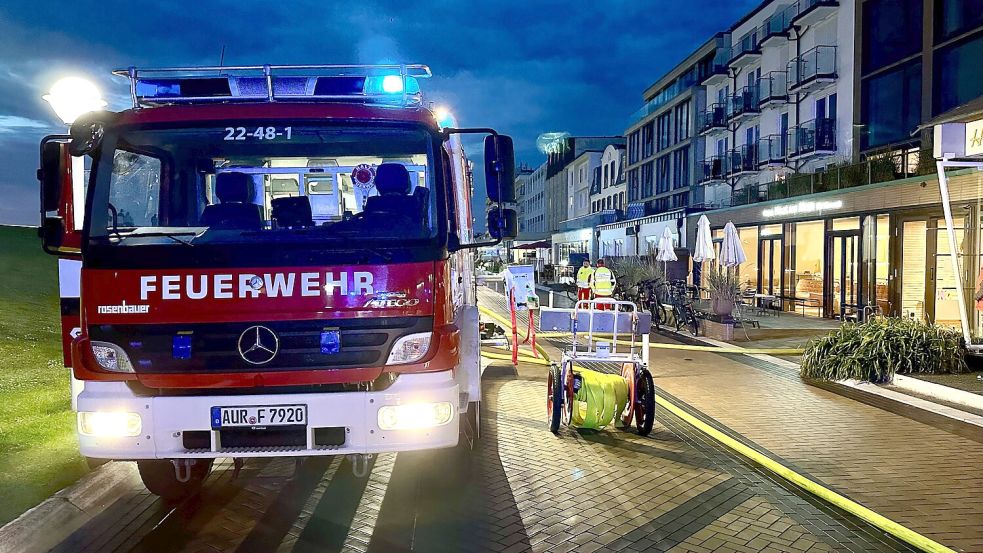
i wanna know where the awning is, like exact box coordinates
[513,240,550,250]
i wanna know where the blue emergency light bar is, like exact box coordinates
[112,64,431,108]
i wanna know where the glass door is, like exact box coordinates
[934,219,966,330]
[759,237,783,297]
[829,231,861,319]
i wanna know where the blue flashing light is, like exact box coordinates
[172,333,193,360]
[320,330,341,355]
[382,75,403,93]
[364,75,420,96]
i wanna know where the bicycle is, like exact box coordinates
[665,280,700,336]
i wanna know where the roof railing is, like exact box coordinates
[112,64,432,108]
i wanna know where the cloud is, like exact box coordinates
[0,0,759,224]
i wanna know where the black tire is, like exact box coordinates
[548,365,563,434]
[633,369,656,437]
[687,310,700,336]
[138,459,212,502]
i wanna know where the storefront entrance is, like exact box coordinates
[827,231,861,319]
[895,213,970,329]
[759,236,783,296]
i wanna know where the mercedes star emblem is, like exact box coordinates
[237,325,279,365]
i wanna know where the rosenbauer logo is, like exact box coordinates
[138,271,375,301]
[97,301,150,314]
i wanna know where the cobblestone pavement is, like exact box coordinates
[48,359,916,551]
[480,286,983,552]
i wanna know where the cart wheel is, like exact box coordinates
[633,368,656,437]
[563,361,576,426]
[620,363,636,428]
[547,364,563,434]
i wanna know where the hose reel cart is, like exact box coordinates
[543,299,655,436]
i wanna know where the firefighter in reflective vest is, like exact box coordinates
[576,259,594,301]
[592,258,616,309]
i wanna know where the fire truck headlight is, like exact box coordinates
[78,411,142,437]
[90,341,135,373]
[377,402,454,431]
[386,332,432,365]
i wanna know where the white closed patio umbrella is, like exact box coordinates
[655,227,678,273]
[719,221,746,269]
[692,215,714,263]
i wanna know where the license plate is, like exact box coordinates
[211,404,307,429]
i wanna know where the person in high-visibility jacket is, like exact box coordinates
[576,259,594,301]
[592,258,616,310]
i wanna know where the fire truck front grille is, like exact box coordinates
[89,317,432,373]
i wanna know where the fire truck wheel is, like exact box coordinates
[137,459,213,502]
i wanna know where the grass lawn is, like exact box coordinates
[0,226,87,526]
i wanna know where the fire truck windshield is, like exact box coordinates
[87,123,440,246]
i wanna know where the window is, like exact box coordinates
[628,168,640,201]
[108,151,162,228]
[672,146,690,189]
[603,164,609,187]
[641,161,654,198]
[936,0,983,41]
[935,33,983,114]
[862,0,923,72]
[628,131,641,164]
[642,123,655,158]
[862,61,921,149]
[674,102,690,142]
[656,157,670,194]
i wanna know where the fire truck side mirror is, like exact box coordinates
[484,135,516,204]
[487,208,518,240]
[38,137,81,256]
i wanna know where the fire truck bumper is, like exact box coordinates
[74,370,460,459]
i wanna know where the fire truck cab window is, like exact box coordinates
[89,124,439,244]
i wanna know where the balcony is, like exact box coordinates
[698,103,728,134]
[788,118,836,159]
[732,144,760,176]
[728,85,760,123]
[757,71,788,107]
[756,135,787,167]
[699,155,730,184]
[791,0,839,27]
[788,45,837,93]
[701,47,732,87]
[757,5,795,47]
[729,32,761,69]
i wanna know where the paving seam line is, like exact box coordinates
[653,392,957,553]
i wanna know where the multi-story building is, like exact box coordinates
[541,136,625,265]
[698,0,855,208]
[590,144,627,214]
[515,163,548,239]
[688,0,983,332]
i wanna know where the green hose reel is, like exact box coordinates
[569,368,629,429]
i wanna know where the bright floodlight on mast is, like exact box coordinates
[43,77,107,125]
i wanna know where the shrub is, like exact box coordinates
[800,317,968,383]
[704,267,741,304]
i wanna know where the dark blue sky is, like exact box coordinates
[0,0,755,225]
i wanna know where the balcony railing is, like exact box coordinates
[756,71,788,106]
[728,148,935,207]
[699,103,728,133]
[788,45,837,90]
[730,31,761,64]
[729,86,760,120]
[702,47,732,84]
[791,0,839,25]
[788,117,836,158]
[756,134,787,166]
[700,155,730,183]
[757,5,796,46]
[736,144,760,173]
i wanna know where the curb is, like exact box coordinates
[0,462,140,553]
[892,373,983,412]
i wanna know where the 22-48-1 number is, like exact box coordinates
[223,126,292,141]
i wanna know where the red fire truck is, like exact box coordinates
[37,64,516,500]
